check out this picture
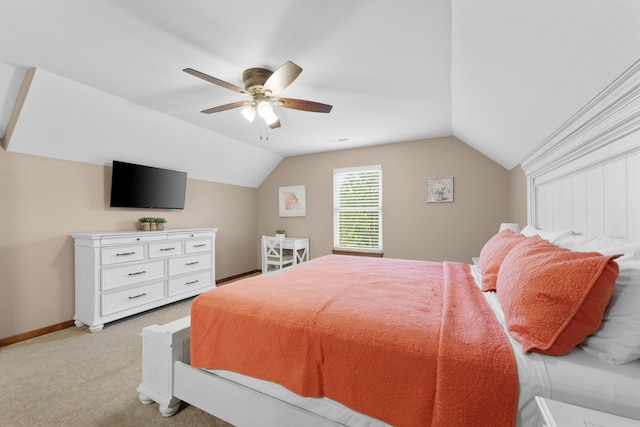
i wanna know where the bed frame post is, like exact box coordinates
[137,315,191,416]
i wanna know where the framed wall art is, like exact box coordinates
[426,176,453,203]
[279,185,306,217]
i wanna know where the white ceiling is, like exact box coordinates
[1,1,639,187]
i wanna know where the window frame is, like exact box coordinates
[333,165,383,254]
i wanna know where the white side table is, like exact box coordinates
[535,396,640,427]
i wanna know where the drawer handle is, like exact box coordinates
[128,293,147,300]
[116,252,136,256]
[160,247,176,252]
[128,270,147,276]
[185,280,200,285]
[193,244,207,248]
[186,261,199,266]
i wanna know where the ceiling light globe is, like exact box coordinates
[257,101,273,118]
[241,105,256,122]
[265,111,279,126]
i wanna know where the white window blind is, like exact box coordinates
[333,165,382,251]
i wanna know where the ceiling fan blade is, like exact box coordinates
[276,98,333,113]
[183,68,250,95]
[263,61,302,96]
[201,100,249,114]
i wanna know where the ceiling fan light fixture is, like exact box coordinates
[264,110,279,126]
[241,105,257,122]
[257,100,273,118]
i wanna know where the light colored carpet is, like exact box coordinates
[0,297,234,427]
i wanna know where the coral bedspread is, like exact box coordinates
[191,255,518,427]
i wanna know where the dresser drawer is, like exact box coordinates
[149,240,184,258]
[185,238,212,253]
[101,281,165,316]
[170,231,212,240]
[168,253,211,276]
[101,259,165,291]
[101,234,166,245]
[168,271,213,297]
[101,244,145,265]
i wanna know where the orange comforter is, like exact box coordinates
[191,255,518,427]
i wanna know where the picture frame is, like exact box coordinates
[426,176,453,203]
[279,185,306,217]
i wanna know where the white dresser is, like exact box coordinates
[72,228,217,332]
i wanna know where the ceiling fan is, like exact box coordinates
[183,61,332,129]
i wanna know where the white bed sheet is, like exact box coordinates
[208,369,391,427]
[542,347,640,419]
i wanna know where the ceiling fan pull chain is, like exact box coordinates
[259,121,270,141]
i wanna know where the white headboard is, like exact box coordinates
[521,58,640,240]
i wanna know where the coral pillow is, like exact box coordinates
[554,234,640,364]
[479,229,532,291]
[496,239,620,356]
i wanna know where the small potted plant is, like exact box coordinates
[275,229,286,240]
[139,217,152,231]
[155,217,167,230]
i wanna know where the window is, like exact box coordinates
[333,165,382,252]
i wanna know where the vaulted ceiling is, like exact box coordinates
[1,1,639,187]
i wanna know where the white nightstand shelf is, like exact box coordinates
[535,396,640,427]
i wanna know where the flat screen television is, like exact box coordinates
[110,160,187,209]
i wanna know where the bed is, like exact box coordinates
[137,58,640,426]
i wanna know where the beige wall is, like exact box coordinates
[0,148,258,340]
[508,164,528,228]
[257,136,511,263]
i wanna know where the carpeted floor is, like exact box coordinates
[0,297,234,427]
